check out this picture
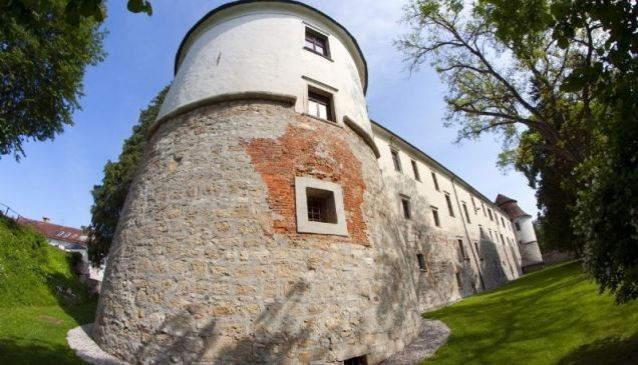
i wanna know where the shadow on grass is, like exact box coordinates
[558,332,638,365]
[0,336,85,365]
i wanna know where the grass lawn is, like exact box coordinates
[422,261,638,365]
[0,216,97,364]
[0,301,97,365]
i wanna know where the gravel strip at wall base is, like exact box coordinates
[67,324,129,365]
[378,319,451,365]
[68,320,449,365]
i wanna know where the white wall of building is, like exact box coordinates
[373,124,523,287]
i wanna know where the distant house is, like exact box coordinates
[17,217,103,291]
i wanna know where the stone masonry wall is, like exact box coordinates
[93,101,425,365]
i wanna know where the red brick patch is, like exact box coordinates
[244,116,369,246]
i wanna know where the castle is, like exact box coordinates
[93,1,543,364]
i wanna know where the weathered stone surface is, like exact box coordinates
[93,101,426,364]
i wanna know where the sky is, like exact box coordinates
[0,0,538,229]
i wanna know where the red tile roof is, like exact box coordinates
[17,217,88,246]
[495,194,530,220]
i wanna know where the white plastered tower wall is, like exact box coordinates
[496,194,544,271]
[513,215,544,268]
[157,1,372,139]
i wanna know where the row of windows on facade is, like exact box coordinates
[416,235,516,289]
[392,147,515,232]
[400,194,515,249]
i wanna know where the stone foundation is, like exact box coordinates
[93,101,426,364]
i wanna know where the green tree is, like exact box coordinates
[397,0,596,252]
[87,86,168,266]
[0,0,105,159]
[399,0,638,302]
[1,0,152,160]
[557,1,638,303]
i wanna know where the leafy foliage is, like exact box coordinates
[0,0,105,160]
[0,0,153,160]
[0,215,90,307]
[399,0,638,302]
[87,86,169,266]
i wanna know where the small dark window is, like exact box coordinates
[462,203,471,223]
[474,241,480,256]
[515,222,521,231]
[500,217,506,227]
[391,149,402,172]
[457,239,466,261]
[500,234,505,244]
[488,208,493,221]
[471,197,477,214]
[431,172,440,191]
[344,355,368,365]
[306,187,337,223]
[432,207,441,227]
[481,203,486,217]
[400,195,411,219]
[445,193,455,217]
[455,272,463,289]
[417,253,427,271]
[305,27,330,57]
[411,160,420,181]
[308,91,333,121]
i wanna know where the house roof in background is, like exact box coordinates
[17,217,87,246]
[495,194,530,220]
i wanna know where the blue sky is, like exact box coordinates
[0,0,538,228]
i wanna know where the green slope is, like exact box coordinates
[423,262,638,365]
[0,215,97,364]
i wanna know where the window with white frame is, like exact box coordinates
[295,176,347,236]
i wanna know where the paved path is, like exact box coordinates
[69,319,450,365]
[67,324,129,365]
[378,319,451,365]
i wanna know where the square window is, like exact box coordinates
[411,160,420,181]
[391,149,402,172]
[462,202,471,223]
[431,172,440,191]
[305,27,330,57]
[344,356,367,365]
[400,195,411,219]
[295,176,347,236]
[455,272,463,289]
[474,241,480,256]
[306,188,337,223]
[431,206,441,227]
[308,90,334,121]
[445,193,455,217]
[417,253,427,272]
[457,239,466,261]
[515,222,521,231]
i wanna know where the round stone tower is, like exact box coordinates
[495,194,543,271]
[93,1,423,364]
